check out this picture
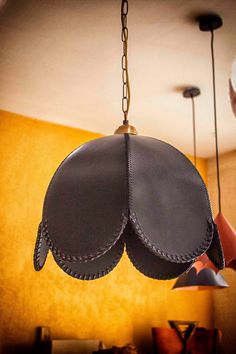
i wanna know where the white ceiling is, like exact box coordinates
[0,0,236,157]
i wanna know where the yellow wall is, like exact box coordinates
[0,110,213,353]
[207,151,236,354]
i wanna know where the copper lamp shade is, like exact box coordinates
[215,212,236,270]
[172,254,228,290]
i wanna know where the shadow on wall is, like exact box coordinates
[2,343,34,354]
[1,328,42,353]
[133,327,153,354]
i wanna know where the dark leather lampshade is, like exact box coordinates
[34,134,224,280]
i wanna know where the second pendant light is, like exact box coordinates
[198,14,236,271]
[172,87,228,291]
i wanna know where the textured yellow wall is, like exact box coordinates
[207,150,236,354]
[0,110,213,353]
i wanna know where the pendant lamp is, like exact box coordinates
[33,2,224,281]
[198,14,236,271]
[172,87,228,290]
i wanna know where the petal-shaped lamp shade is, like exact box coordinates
[215,212,236,270]
[34,134,223,280]
[172,254,228,290]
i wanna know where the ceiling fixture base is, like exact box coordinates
[197,14,223,32]
[183,87,200,98]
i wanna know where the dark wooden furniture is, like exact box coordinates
[152,326,222,354]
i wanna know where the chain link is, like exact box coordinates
[121,0,130,125]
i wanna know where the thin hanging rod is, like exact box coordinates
[191,96,197,167]
[183,87,200,168]
[198,14,223,213]
[210,29,221,213]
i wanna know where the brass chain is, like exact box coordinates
[121,0,130,125]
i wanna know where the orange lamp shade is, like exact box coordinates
[215,212,236,270]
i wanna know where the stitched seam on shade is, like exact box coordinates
[33,222,42,270]
[126,133,133,211]
[207,222,225,269]
[53,241,124,280]
[34,222,47,271]
[42,213,128,262]
[130,211,213,263]
[128,135,134,212]
[125,245,194,280]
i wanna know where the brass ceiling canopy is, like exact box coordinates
[33,2,224,281]
[114,123,137,135]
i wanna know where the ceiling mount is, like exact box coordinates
[197,14,223,32]
[114,123,137,135]
[183,87,200,98]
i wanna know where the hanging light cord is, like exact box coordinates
[191,96,197,167]
[210,29,221,213]
[121,0,131,125]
